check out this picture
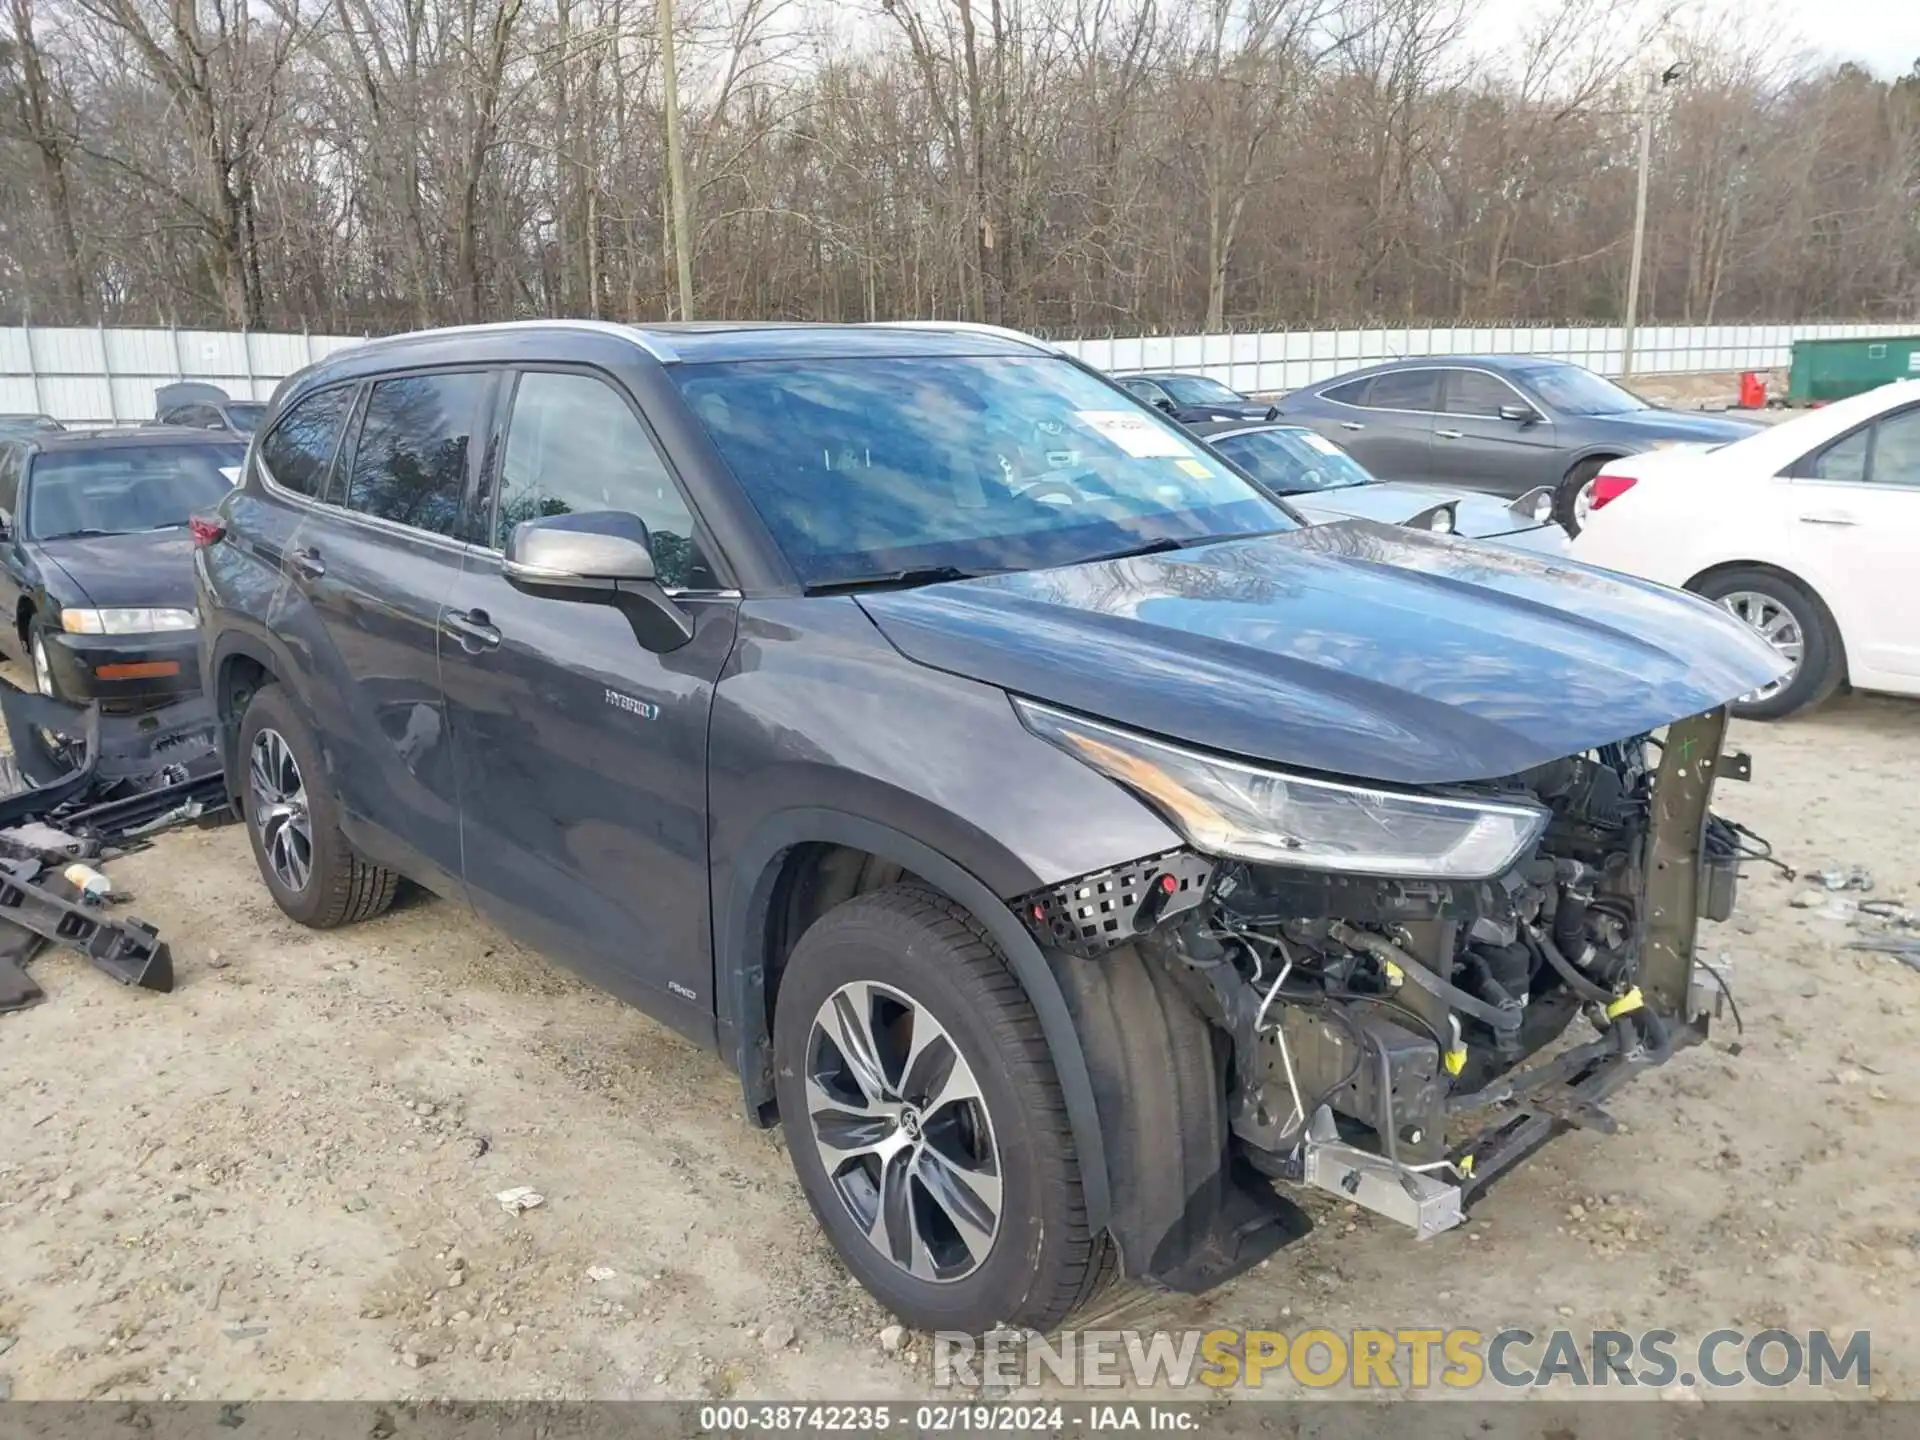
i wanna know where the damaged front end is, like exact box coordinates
[1015,700,1750,1264]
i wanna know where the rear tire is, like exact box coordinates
[1691,567,1844,720]
[772,883,1109,1334]
[237,682,400,927]
[1556,456,1612,535]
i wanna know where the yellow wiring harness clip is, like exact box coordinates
[1604,986,1645,1020]
[1457,1153,1475,1177]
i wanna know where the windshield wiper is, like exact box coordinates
[41,528,121,540]
[804,565,1001,595]
[1077,531,1281,565]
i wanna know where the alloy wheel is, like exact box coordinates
[249,727,314,892]
[804,980,1003,1284]
[1718,589,1803,703]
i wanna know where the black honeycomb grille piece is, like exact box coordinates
[1016,850,1213,957]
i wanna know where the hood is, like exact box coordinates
[37,529,199,611]
[1286,482,1548,539]
[1601,408,1764,444]
[856,520,1785,786]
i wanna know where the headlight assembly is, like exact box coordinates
[1015,699,1548,879]
[60,607,197,635]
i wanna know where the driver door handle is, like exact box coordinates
[289,546,325,580]
[1339,421,1365,432]
[1797,511,1858,527]
[442,608,502,652]
[1435,428,1464,439]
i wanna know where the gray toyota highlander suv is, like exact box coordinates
[195,320,1783,1334]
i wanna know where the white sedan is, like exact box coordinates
[1570,379,1920,718]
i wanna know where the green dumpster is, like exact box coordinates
[1788,334,1920,403]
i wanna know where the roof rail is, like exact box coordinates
[864,320,1064,356]
[352,319,681,364]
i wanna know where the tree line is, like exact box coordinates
[2,0,1916,338]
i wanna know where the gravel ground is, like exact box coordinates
[0,691,1915,1405]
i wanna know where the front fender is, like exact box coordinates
[716,806,1115,1234]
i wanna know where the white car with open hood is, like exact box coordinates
[1570,379,1920,718]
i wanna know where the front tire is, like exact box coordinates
[772,883,1108,1334]
[1691,567,1844,719]
[237,683,400,927]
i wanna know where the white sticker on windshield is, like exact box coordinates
[1299,432,1342,456]
[1074,410,1195,459]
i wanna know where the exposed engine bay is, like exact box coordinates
[1020,709,1753,1243]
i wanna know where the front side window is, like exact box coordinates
[1157,375,1244,406]
[1441,370,1521,417]
[25,442,243,541]
[674,355,1293,587]
[1510,362,1648,416]
[495,370,714,589]
[1213,429,1373,494]
[1364,369,1439,412]
[260,386,355,498]
[343,372,489,538]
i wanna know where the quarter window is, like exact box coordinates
[1441,371,1518,417]
[343,372,488,538]
[259,385,355,499]
[1321,379,1371,406]
[495,370,713,589]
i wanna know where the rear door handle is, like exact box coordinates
[1435,428,1464,440]
[1798,512,1858,527]
[289,546,325,580]
[441,608,502,652]
[1339,421,1365,432]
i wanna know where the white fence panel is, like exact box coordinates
[6,318,1920,423]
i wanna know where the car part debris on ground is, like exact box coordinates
[0,678,225,1011]
[496,1186,545,1214]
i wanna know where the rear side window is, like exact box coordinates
[260,386,355,498]
[0,444,21,517]
[1807,428,1869,483]
[1364,369,1439,412]
[344,372,489,538]
[495,370,714,588]
[1321,378,1370,406]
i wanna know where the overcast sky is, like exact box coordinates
[1471,0,1919,81]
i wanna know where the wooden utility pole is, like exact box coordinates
[660,0,694,320]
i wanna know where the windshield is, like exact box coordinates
[225,403,268,434]
[1210,428,1375,494]
[1157,374,1245,405]
[1512,362,1649,417]
[674,355,1294,586]
[26,442,243,541]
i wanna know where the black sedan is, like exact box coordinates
[0,428,242,706]
[1116,370,1277,423]
[1276,355,1762,530]
[1193,421,1566,553]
